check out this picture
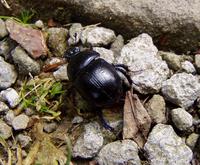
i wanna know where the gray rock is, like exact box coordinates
[144,124,193,165]
[145,94,166,124]
[80,26,116,46]
[0,101,9,114]
[93,47,114,63]
[68,23,83,45]
[16,134,32,148]
[162,73,200,109]
[0,39,9,57]
[53,64,68,80]
[181,61,196,74]
[49,0,200,52]
[159,51,182,71]
[11,46,41,75]
[0,56,17,89]
[47,27,68,57]
[43,122,58,133]
[72,116,83,124]
[117,33,169,94]
[110,34,124,59]
[34,20,44,29]
[0,88,20,108]
[0,19,8,39]
[0,120,12,139]
[12,114,29,130]
[186,133,199,149]
[171,108,193,131]
[195,54,200,73]
[4,110,15,125]
[97,140,141,165]
[73,122,103,158]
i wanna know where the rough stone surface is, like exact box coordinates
[144,124,193,165]
[68,23,83,45]
[0,56,17,89]
[0,88,20,108]
[80,26,116,46]
[145,94,166,124]
[97,140,141,165]
[53,64,68,80]
[0,120,12,139]
[11,46,41,75]
[162,73,200,109]
[12,114,29,130]
[171,108,193,131]
[16,134,32,148]
[117,33,169,94]
[47,27,68,57]
[0,101,9,114]
[93,47,114,63]
[0,19,8,39]
[195,54,200,73]
[4,110,15,125]
[186,133,199,149]
[73,122,103,158]
[181,61,196,74]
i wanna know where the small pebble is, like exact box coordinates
[0,88,20,108]
[16,134,32,148]
[0,120,12,139]
[72,116,83,124]
[43,122,58,133]
[12,114,29,130]
[0,101,9,114]
[35,20,44,29]
[4,110,15,125]
[171,108,193,131]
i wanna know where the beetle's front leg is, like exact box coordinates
[96,109,114,131]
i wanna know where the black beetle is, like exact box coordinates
[64,47,132,130]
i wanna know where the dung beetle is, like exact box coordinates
[64,47,132,130]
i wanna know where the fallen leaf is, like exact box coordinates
[123,91,152,148]
[6,19,48,59]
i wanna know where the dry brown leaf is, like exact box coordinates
[123,91,152,148]
[6,19,48,59]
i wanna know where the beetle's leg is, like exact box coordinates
[97,110,114,131]
[114,64,129,71]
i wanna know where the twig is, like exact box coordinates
[23,141,40,165]
[1,0,11,10]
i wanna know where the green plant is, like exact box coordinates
[0,9,35,24]
[19,10,35,24]
[19,76,65,119]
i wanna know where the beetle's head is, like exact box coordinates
[64,47,80,61]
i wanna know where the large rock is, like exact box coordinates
[117,34,169,94]
[1,0,200,52]
[0,19,8,39]
[162,73,200,109]
[144,124,193,165]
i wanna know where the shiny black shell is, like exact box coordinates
[67,50,123,108]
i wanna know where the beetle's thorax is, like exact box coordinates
[67,50,100,81]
